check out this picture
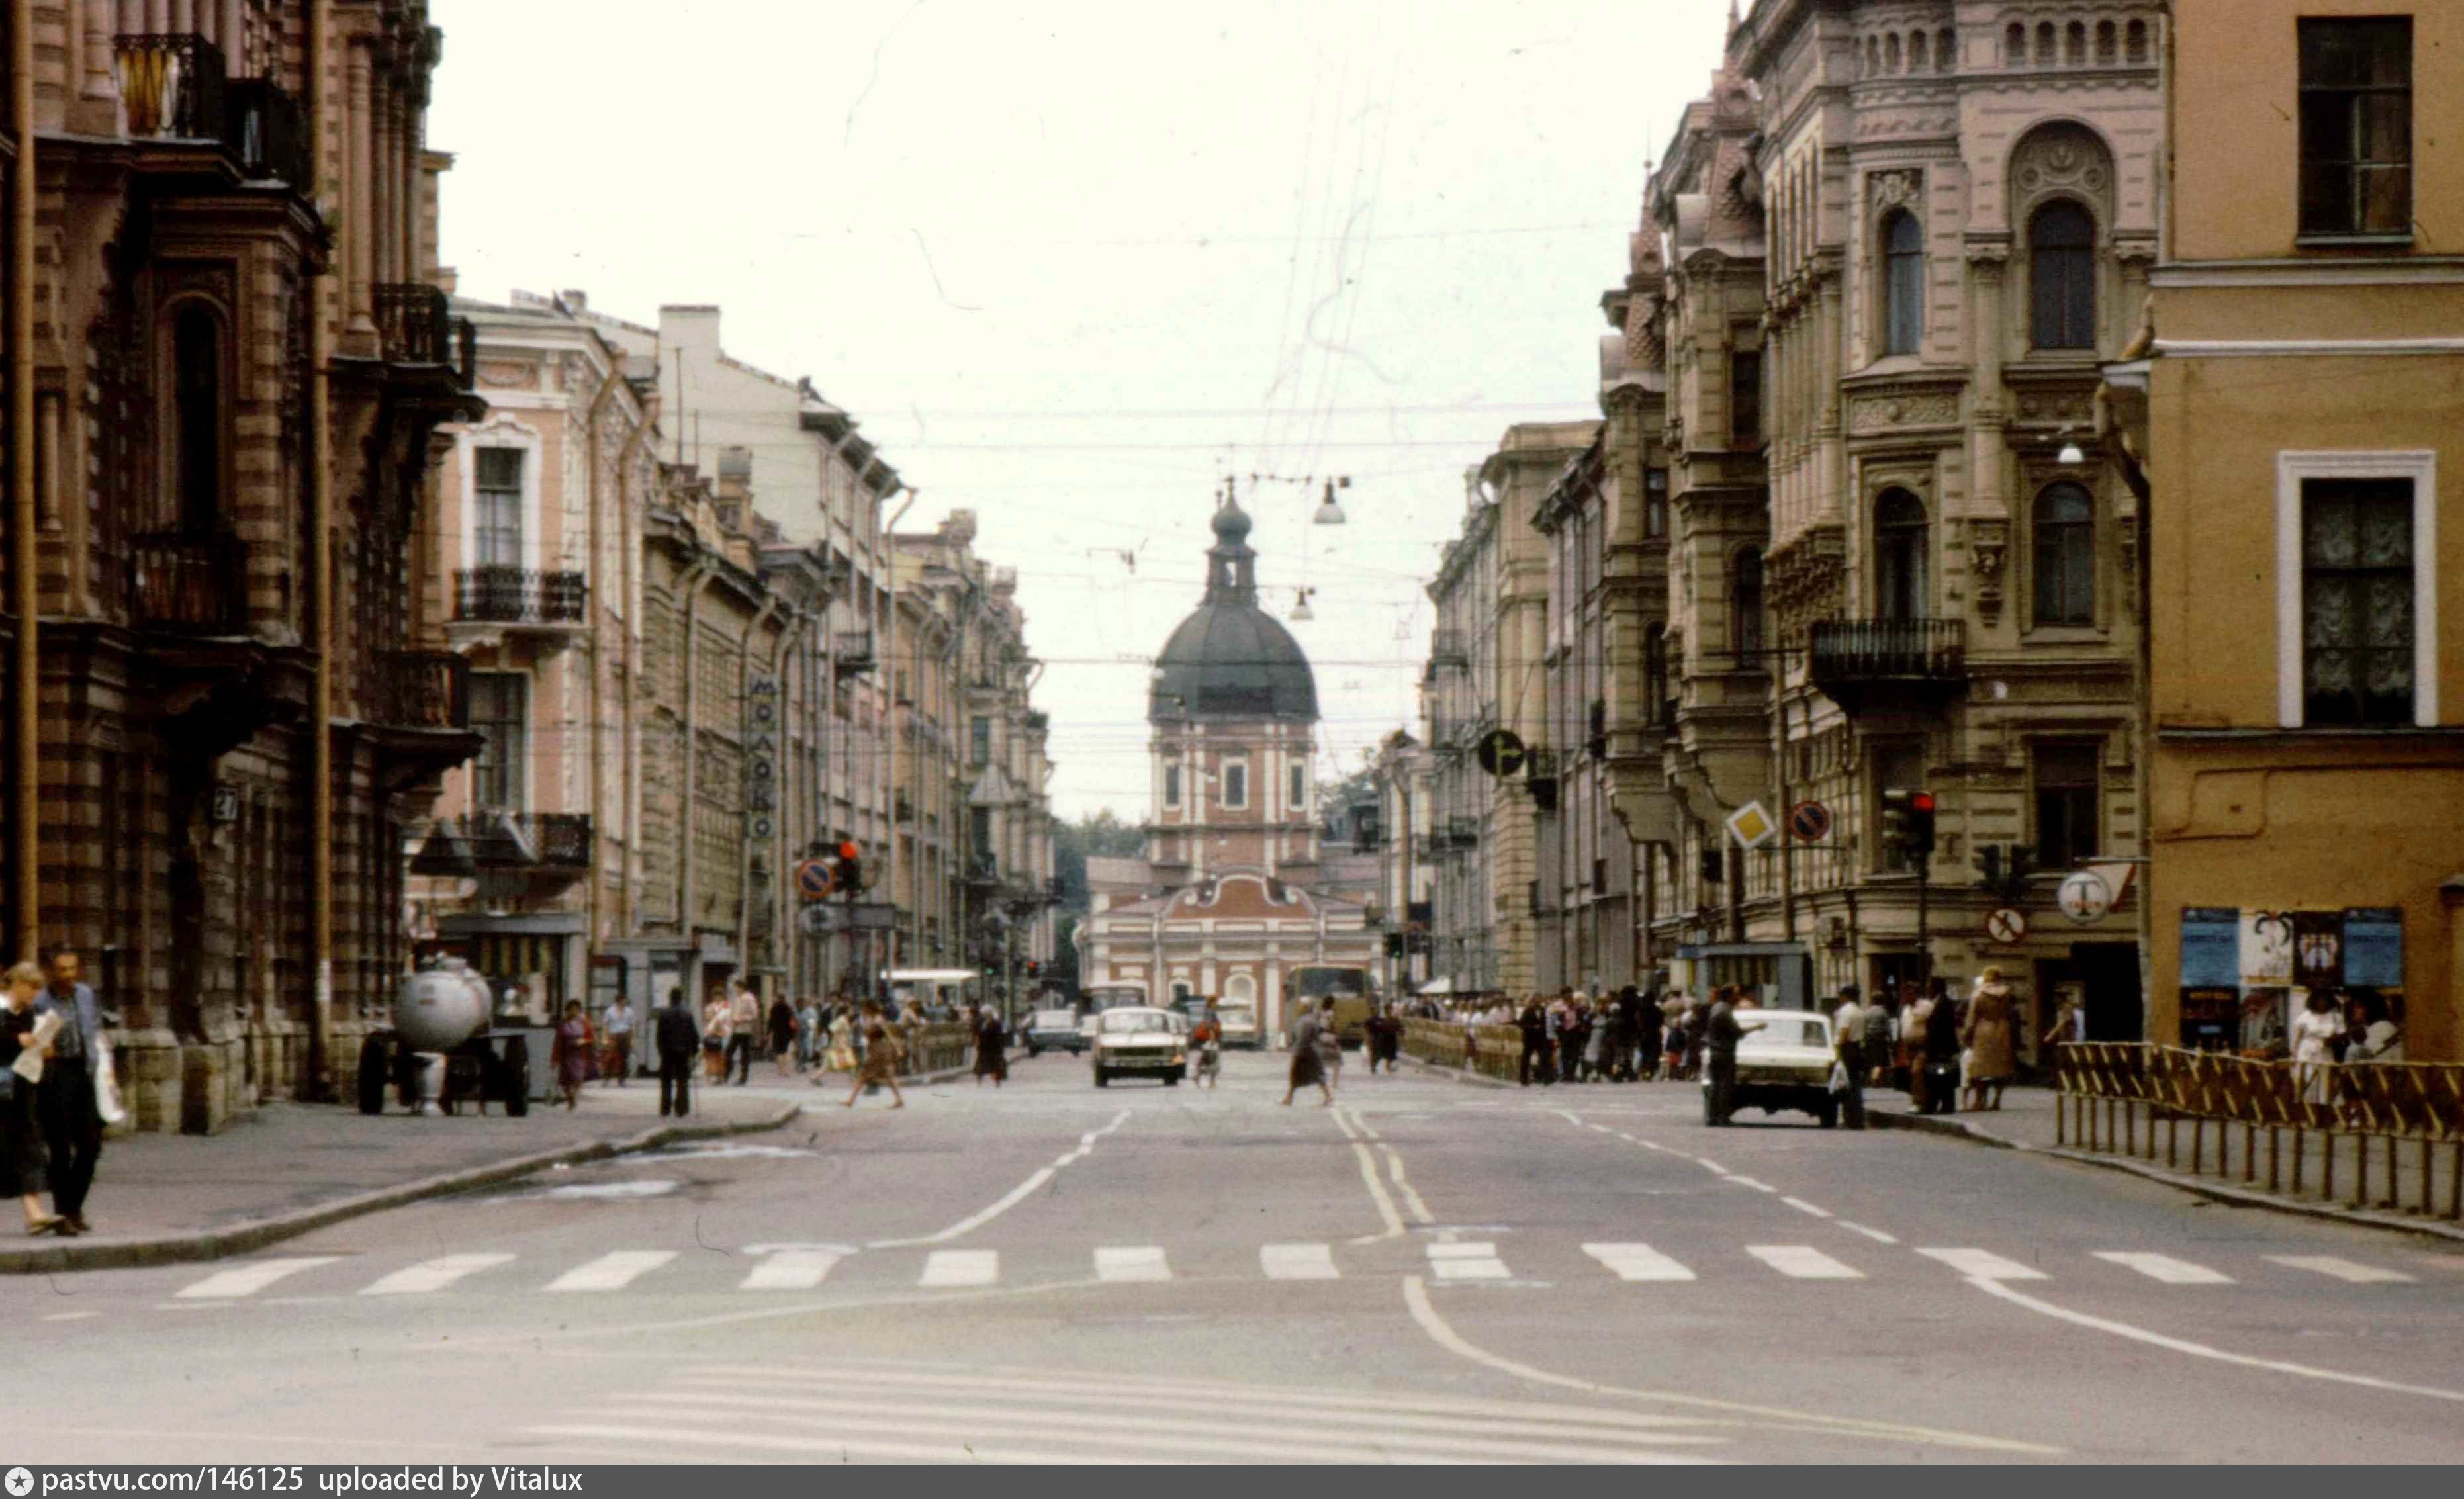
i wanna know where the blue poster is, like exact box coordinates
[2342,908,2405,987]
[2180,907,2242,988]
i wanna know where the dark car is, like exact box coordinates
[1025,1007,1087,1056]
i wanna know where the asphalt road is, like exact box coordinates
[14,1050,2464,1465]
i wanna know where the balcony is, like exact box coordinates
[373,651,471,730]
[1807,617,1968,715]
[375,283,477,390]
[964,855,1004,889]
[130,531,248,634]
[116,34,226,143]
[227,79,310,187]
[449,568,588,649]
[461,811,594,873]
[1443,816,1481,850]
[1430,629,1467,668]
[834,632,877,678]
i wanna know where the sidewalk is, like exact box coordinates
[1866,1083,2464,1244]
[2,1083,799,1275]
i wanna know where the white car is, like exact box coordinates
[1706,1010,1843,1128]
[1091,1007,1188,1087]
[1216,1003,1261,1049]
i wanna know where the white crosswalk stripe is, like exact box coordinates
[1426,1241,1512,1281]
[919,1249,999,1287]
[544,1251,675,1293]
[740,1250,843,1291]
[2095,1251,2232,1285]
[1917,1248,2048,1282]
[2266,1255,2415,1284]
[361,1253,513,1296]
[1094,1246,1171,1283]
[175,1257,340,1300]
[1747,1244,1863,1280]
[1261,1242,1340,1280]
[1583,1243,1696,1282]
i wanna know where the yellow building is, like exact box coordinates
[2117,1,2463,1060]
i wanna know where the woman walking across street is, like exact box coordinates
[973,1005,1009,1087]
[1191,1001,1223,1089]
[551,1001,592,1111]
[1281,1001,1333,1107]
[1,962,66,1236]
[844,1002,906,1109]
[1961,968,2018,1111]
[767,993,796,1079]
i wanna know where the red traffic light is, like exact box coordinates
[1909,792,1936,813]
[837,840,860,862]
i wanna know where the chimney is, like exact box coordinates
[561,289,589,313]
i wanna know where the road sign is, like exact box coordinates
[2057,870,2114,925]
[1985,906,2029,944]
[1726,800,1778,852]
[794,858,835,902]
[1787,800,1831,842]
[1477,729,1528,779]
[799,904,837,936]
[802,901,901,934]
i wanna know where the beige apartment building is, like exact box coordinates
[1422,475,1504,993]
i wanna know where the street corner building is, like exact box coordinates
[3,3,482,1129]
[1076,493,1377,1031]
[2111,0,2464,1061]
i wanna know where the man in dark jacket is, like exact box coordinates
[655,987,700,1118]
[1703,986,1765,1126]
[1516,998,1551,1087]
[36,949,111,1232]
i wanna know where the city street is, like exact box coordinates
[15,1051,2464,1465]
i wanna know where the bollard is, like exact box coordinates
[2323,1131,2336,1202]
[2267,1126,2280,1193]
[2244,1122,2257,1184]
[2351,1134,2368,1210]
[2420,1137,2434,1217]
[2387,1134,2401,1212]
[2292,1128,2306,1197]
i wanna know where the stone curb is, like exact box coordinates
[0,1101,805,1275]
[1868,1105,2464,1244]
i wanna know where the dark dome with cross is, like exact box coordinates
[1148,497,1318,723]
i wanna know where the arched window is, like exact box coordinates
[172,305,223,533]
[2033,482,2097,626]
[2037,22,2056,62]
[1906,32,1925,73]
[2030,200,2097,349]
[1732,548,1765,661]
[1881,209,1924,355]
[2066,21,2087,66]
[2126,19,2149,65]
[1885,32,1901,73]
[2096,21,2118,66]
[1937,27,1956,72]
[2005,23,2026,66]
[1865,36,1879,77]
[1875,490,1929,621]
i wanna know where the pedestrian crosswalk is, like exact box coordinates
[140,1240,2430,1304]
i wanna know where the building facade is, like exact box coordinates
[2117,1,2461,1060]
[1421,474,1502,993]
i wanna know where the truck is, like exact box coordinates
[1286,965,1375,1050]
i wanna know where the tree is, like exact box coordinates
[1050,809,1144,914]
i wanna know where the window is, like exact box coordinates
[1874,490,1929,621]
[2301,478,2416,726]
[2126,19,2148,66]
[2299,18,2412,238]
[470,672,528,809]
[1289,762,1306,811]
[1731,548,1764,660]
[1881,210,1923,355]
[970,715,991,766]
[2034,742,2101,868]
[970,806,993,864]
[172,307,223,532]
[2032,482,2097,626]
[473,448,524,568]
[2005,22,2025,66]
[1223,762,1248,809]
[1643,625,1669,725]
[1164,764,1181,809]
[1730,349,1762,445]
[1644,467,1668,539]
[1870,739,1924,874]
[2029,201,2096,349]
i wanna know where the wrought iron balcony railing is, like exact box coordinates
[1430,628,1467,666]
[462,811,593,871]
[130,531,248,634]
[453,567,588,626]
[227,78,310,186]
[835,632,878,678]
[373,651,471,731]
[375,284,477,388]
[116,34,226,142]
[1807,617,1968,686]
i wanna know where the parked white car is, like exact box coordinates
[1706,1011,1842,1128]
[1091,1007,1187,1087]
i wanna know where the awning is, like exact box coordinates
[1417,976,1457,996]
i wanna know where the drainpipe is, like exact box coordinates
[615,417,649,936]
[10,0,37,961]
[674,556,718,936]
[306,0,336,1090]
[739,588,785,993]
[582,357,623,978]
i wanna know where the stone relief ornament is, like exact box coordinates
[1968,518,2009,623]
[1870,169,1923,214]
[1848,392,1960,432]
[2010,125,2113,212]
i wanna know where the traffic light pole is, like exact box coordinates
[1916,854,1932,997]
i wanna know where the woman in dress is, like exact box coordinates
[2289,989,2343,1113]
[1,960,66,1235]
[973,1005,1009,1088]
[551,1000,592,1111]
[844,1002,905,1109]
[1281,1001,1332,1107]
[1960,968,2018,1111]
[702,993,732,1083]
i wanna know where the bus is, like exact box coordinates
[1286,965,1376,1049]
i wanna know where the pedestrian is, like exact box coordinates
[701,991,731,1083]
[794,995,820,1073]
[600,997,633,1086]
[1829,984,1868,1130]
[1919,981,1962,1114]
[845,1002,906,1109]
[1281,1001,1332,1107]
[1191,999,1222,1089]
[4,962,66,1236]
[729,983,762,1085]
[974,1004,1009,1087]
[1633,988,1663,1081]
[1860,987,1896,1088]
[549,1000,591,1111]
[1516,995,1550,1087]
[767,992,796,1079]
[1899,981,1933,1102]
[827,1002,858,1075]
[1961,968,2018,1111]
[655,986,700,1118]
[2345,989,2404,1064]
[34,948,109,1232]
[1702,986,1764,1126]
[1316,1000,1345,1093]
[2289,989,2342,1109]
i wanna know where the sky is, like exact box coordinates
[427,0,1735,821]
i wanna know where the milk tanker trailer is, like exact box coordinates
[355,959,534,1116]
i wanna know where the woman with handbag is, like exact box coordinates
[1960,969,2018,1111]
[1,962,67,1235]
[844,1002,905,1109]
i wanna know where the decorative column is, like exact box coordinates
[346,39,375,333]
[1964,234,2013,533]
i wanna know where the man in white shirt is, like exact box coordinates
[601,1000,633,1087]
[1829,985,1870,1130]
[727,983,761,1085]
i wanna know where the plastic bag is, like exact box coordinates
[93,1032,128,1126]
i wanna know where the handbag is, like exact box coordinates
[93,1032,128,1126]
[1827,1060,1851,1095]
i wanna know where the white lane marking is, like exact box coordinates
[918,1249,999,1288]
[1917,1248,2046,1282]
[1780,1197,1832,1218]
[43,1311,99,1322]
[1338,1107,1409,1243]
[1400,1277,2059,1455]
[1261,1243,1340,1281]
[1725,1176,1778,1193]
[1747,1245,1863,1281]
[2095,1251,2233,1285]
[361,1253,514,1296]
[1093,1246,1171,1283]
[1583,1243,1696,1282]
[1692,1158,1724,1171]
[867,1108,1130,1249]
[1427,1242,1512,1281]
[741,1250,843,1291]
[1968,1277,2464,1404]
[1381,1144,1436,1226]
[545,1251,675,1293]
[2267,1255,2415,1285]
[525,1425,1109,1466]
[175,1257,340,1300]
[1837,1222,1899,1244]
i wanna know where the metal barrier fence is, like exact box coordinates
[1401,1019,1526,1085]
[901,1022,974,1078]
[2054,1042,2464,1220]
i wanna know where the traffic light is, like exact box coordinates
[1880,788,1937,863]
[833,839,862,896]
[1026,960,1040,979]
[1880,787,1912,857]
[1384,932,1404,958]
[1907,790,1937,858]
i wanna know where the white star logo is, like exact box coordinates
[6,1467,34,1496]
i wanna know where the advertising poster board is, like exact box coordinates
[2180,907,2407,1052]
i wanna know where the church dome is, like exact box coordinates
[1150,494,1317,723]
